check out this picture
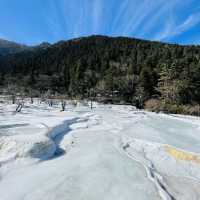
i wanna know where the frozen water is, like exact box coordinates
[0,102,200,199]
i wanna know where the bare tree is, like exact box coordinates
[16,102,23,112]
[29,89,34,104]
[61,100,66,111]
[15,87,25,113]
[48,99,53,107]
[7,84,17,104]
[43,90,54,107]
[89,88,95,110]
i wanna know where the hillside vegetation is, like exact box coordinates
[0,35,200,114]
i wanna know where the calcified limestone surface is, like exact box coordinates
[0,101,200,200]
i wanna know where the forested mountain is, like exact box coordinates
[0,35,200,114]
[0,39,30,56]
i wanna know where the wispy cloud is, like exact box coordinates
[155,11,200,40]
[175,12,200,34]
[121,0,152,35]
[92,0,103,34]
[111,0,131,32]
[43,0,200,44]
[43,0,67,40]
[1,0,199,44]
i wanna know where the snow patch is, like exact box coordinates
[0,134,56,162]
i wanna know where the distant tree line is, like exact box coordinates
[0,35,200,114]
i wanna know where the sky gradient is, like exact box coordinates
[0,0,200,45]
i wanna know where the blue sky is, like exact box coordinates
[0,0,199,45]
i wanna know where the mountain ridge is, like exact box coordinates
[0,38,29,56]
[0,35,200,114]
[1,35,199,57]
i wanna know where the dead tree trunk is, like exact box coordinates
[16,102,23,112]
[11,95,16,104]
[61,100,66,111]
[90,99,93,110]
[30,97,34,104]
[48,99,53,107]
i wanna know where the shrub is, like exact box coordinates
[182,105,200,116]
[144,99,161,112]
[145,99,185,114]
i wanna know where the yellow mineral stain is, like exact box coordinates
[165,146,200,164]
